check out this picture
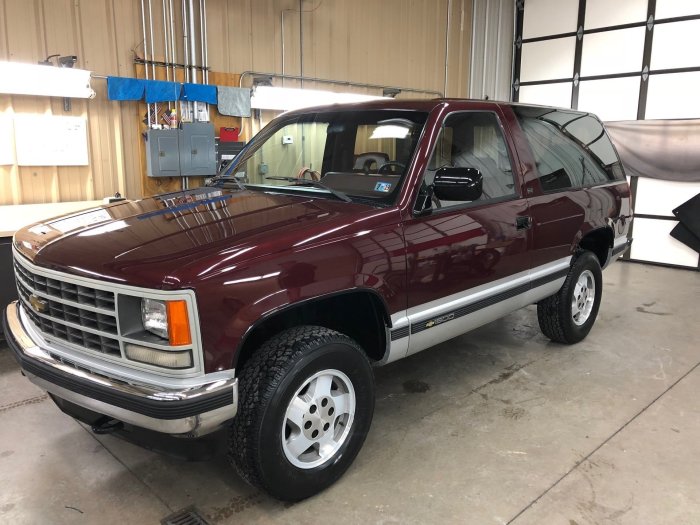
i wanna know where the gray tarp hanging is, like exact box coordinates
[605,119,700,182]
[217,86,251,118]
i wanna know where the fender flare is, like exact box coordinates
[232,287,392,368]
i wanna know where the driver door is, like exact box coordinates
[403,110,531,356]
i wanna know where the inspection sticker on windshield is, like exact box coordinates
[374,182,392,193]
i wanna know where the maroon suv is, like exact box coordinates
[4,99,632,501]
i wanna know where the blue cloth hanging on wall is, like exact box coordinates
[181,83,217,104]
[145,80,180,103]
[107,76,146,101]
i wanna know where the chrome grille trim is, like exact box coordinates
[14,258,115,309]
[15,261,121,356]
[17,295,122,356]
[14,270,116,316]
[12,249,204,378]
[15,277,118,332]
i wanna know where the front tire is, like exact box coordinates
[229,326,375,501]
[537,251,603,344]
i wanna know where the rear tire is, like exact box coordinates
[537,251,602,344]
[229,326,374,501]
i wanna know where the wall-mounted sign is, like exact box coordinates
[14,114,89,166]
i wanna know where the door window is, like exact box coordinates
[417,112,516,211]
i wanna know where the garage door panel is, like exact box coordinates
[630,218,699,267]
[651,20,700,71]
[634,178,700,217]
[520,38,576,82]
[578,77,641,122]
[518,82,573,108]
[581,27,646,77]
[514,1,700,269]
[585,0,647,29]
[655,0,700,19]
[522,0,578,39]
[645,72,700,120]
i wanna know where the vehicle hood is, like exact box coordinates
[13,187,388,288]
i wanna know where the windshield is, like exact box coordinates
[216,110,428,202]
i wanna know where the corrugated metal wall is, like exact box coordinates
[469,0,514,101]
[206,0,472,97]
[0,0,472,206]
[0,0,144,205]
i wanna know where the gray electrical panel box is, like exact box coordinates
[145,129,180,178]
[179,122,216,177]
[145,123,216,178]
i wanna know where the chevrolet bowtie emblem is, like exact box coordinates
[28,294,48,314]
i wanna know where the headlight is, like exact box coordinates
[140,298,192,346]
[141,298,168,339]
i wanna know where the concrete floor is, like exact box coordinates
[1,261,699,525]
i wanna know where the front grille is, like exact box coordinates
[11,250,202,376]
[14,260,115,309]
[14,258,121,357]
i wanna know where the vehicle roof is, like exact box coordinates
[281,97,589,117]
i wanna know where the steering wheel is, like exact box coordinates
[296,166,321,182]
[378,162,406,174]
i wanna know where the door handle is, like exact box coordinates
[516,216,532,230]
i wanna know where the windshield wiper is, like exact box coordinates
[264,176,352,203]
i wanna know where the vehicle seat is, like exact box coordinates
[452,149,514,200]
[353,152,390,172]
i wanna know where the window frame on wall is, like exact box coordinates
[512,0,700,271]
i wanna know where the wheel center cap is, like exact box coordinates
[302,412,323,440]
[302,396,337,440]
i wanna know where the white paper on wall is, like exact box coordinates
[13,114,89,166]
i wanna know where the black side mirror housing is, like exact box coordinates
[433,167,483,202]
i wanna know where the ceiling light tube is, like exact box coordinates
[250,85,387,111]
[0,61,95,99]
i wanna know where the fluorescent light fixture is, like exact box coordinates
[250,85,387,111]
[370,125,411,140]
[0,61,95,99]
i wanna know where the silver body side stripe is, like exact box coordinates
[384,256,572,364]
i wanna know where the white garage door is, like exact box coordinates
[512,0,700,270]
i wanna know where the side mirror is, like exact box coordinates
[433,167,483,202]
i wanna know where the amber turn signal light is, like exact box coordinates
[166,300,192,346]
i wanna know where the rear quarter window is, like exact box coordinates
[514,106,626,193]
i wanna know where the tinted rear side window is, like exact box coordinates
[514,107,625,192]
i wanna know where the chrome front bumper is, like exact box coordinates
[3,301,238,437]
